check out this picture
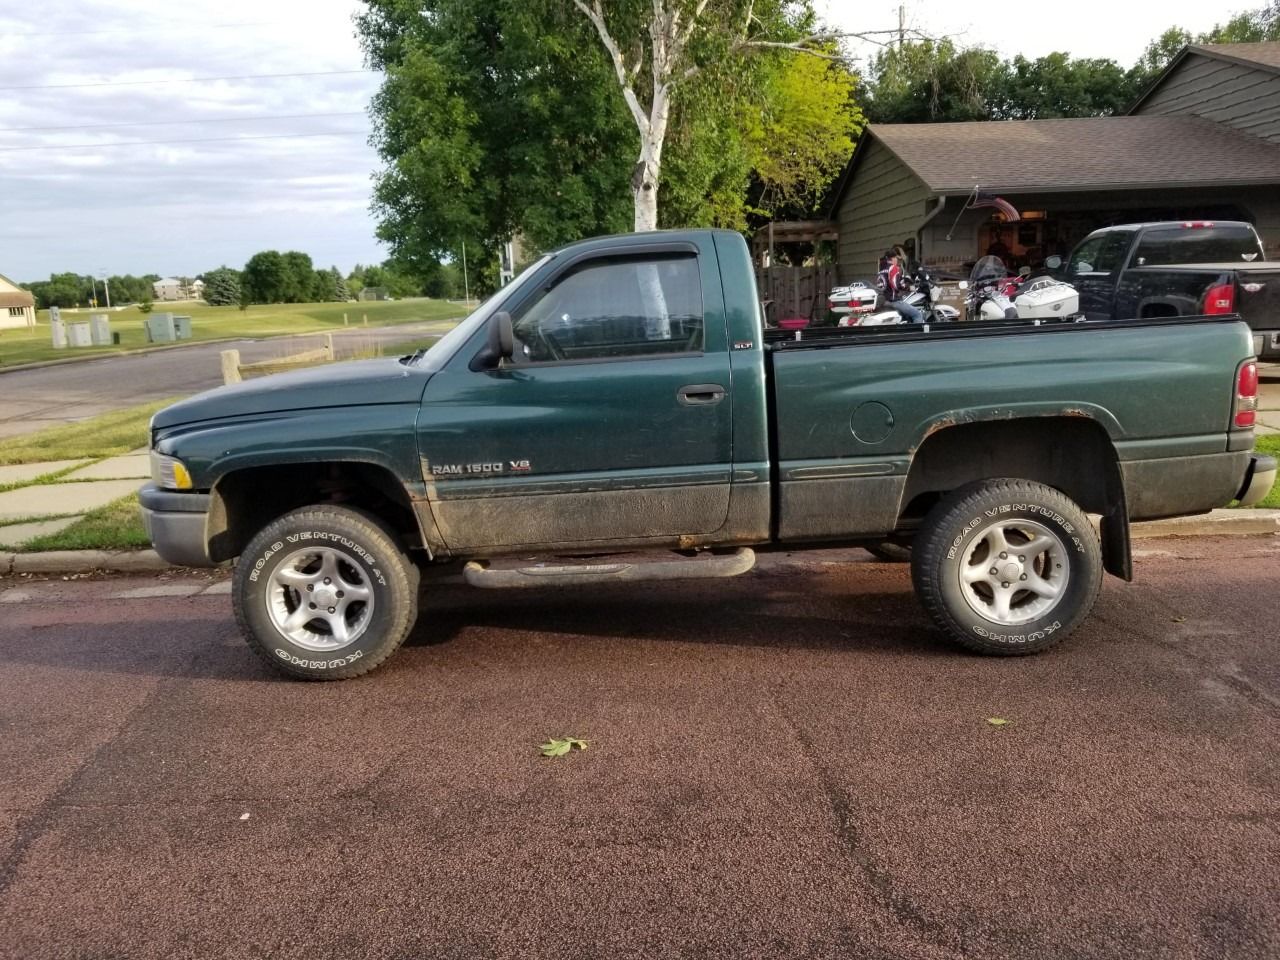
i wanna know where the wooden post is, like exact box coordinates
[322,333,334,362]
[221,349,242,385]
[362,313,368,326]
[343,312,349,326]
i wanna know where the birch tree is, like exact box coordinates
[569,1,888,231]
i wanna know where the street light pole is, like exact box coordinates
[102,272,111,309]
[461,240,470,306]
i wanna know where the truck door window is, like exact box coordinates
[511,255,704,363]
[1069,232,1132,275]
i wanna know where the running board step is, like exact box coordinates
[463,548,756,589]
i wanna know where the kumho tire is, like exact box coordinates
[911,479,1102,656]
[232,506,419,680]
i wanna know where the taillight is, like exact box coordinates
[1204,282,1235,315]
[1182,221,1215,228]
[1235,360,1258,428]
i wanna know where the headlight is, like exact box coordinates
[151,452,194,490]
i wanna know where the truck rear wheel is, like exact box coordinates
[232,506,419,680]
[911,479,1101,656]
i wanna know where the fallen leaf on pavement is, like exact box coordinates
[540,737,588,758]
[986,717,1012,726]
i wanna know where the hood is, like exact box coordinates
[152,358,430,430]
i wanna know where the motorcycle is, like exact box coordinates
[838,265,960,327]
[960,256,1080,322]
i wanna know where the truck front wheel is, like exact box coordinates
[911,479,1102,655]
[232,506,419,680]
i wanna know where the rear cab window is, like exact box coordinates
[1133,225,1265,266]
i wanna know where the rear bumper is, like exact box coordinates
[138,484,213,567]
[1260,331,1280,361]
[1237,455,1278,508]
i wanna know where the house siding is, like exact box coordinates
[1135,53,1280,144]
[835,139,930,284]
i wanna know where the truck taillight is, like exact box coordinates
[1204,282,1235,315]
[1182,221,1214,228]
[1235,360,1258,429]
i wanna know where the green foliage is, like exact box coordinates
[202,266,241,306]
[358,0,635,290]
[242,250,287,303]
[864,39,1002,123]
[137,298,153,314]
[990,53,1137,120]
[540,737,588,758]
[281,251,316,302]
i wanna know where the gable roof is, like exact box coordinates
[0,273,34,308]
[828,114,1280,213]
[1129,41,1280,113]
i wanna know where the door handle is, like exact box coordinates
[677,383,726,406]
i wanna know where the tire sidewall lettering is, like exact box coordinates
[945,502,1083,562]
[248,530,387,587]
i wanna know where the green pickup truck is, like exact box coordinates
[140,229,1275,680]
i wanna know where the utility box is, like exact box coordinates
[50,306,67,349]
[173,315,192,340]
[67,321,92,348]
[90,313,112,346]
[145,313,176,343]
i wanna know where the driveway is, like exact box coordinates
[1,539,1277,959]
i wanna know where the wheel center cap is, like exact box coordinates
[313,585,338,607]
[998,560,1022,582]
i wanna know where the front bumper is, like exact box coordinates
[1237,454,1278,508]
[138,484,214,567]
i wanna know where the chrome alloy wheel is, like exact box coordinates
[957,519,1069,626]
[265,546,376,651]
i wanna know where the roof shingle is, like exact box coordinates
[865,115,1280,194]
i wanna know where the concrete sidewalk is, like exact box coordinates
[1259,363,1279,435]
[0,451,147,549]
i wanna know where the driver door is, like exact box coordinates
[417,243,733,553]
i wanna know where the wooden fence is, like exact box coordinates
[221,333,334,385]
[755,264,837,323]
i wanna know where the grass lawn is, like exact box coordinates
[19,494,149,553]
[0,398,178,465]
[0,298,466,368]
[1252,434,1280,509]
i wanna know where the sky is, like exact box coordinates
[0,0,1262,282]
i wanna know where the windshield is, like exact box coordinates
[969,256,1008,283]
[407,254,552,367]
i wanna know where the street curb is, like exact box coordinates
[2,509,1277,575]
[1130,508,1280,538]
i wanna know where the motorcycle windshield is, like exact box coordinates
[970,256,1007,283]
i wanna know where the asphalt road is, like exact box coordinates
[0,322,450,440]
[2,537,1278,959]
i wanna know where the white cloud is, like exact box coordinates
[0,0,383,281]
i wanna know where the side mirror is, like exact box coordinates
[473,311,514,370]
[1044,255,1062,270]
[957,280,969,290]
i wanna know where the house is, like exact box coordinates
[0,272,36,331]
[152,277,204,301]
[829,41,1280,283]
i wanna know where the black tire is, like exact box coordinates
[232,506,419,680]
[911,479,1101,656]
[865,542,912,563]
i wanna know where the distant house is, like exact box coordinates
[0,272,36,331]
[153,277,204,301]
[829,40,1280,283]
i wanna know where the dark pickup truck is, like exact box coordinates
[140,229,1275,680]
[1056,220,1280,358]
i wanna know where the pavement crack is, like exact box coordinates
[0,647,212,900]
[770,690,965,959]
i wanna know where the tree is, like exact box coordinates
[358,0,636,283]
[242,251,287,303]
[281,251,316,302]
[864,39,1001,123]
[331,267,351,302]
[312,268,339,302]
[202,267,241,306]
[988,53,1139,120]
[570,0,868,230]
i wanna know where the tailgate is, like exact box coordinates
[1234,267,1280,334]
